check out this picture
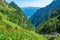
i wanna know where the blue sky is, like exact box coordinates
[6,0,53,7]
[6,0,54,18]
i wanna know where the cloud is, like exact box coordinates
[6,0,53,7]
[16,0,53,7]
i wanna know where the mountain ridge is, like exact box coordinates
[30,0,60,26]
[21,7,40,18]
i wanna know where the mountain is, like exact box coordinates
[37,8,60,34]
[0,12,47,40]
[21,7,40,18]
[0,0,60,40]
[30,0,60,26]
[9,1,36,31]
[0,1,35,31]
[36,8,60,40]
[0,0,48,40]
[0,9,47,40]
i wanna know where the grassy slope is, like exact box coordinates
[9,2,36,31]
[0,1,35,31]
[0,0,47,40]
[0,12,47,40]
[54,37,60,40]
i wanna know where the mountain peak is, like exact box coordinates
[9,1,20,10]
[10,1,17,6]
[10,1,15,4]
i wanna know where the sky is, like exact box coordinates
[6,0,53,7]
[6,0,54,18]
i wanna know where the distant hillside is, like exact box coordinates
[30,0,60,26]
[21,7,40,18]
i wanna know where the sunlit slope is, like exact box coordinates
[0,0,35,31]
[0,0,47,40]
[0,13,47,40]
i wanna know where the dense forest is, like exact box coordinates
[37,8,60,34]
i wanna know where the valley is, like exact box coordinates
[0,0,60,40]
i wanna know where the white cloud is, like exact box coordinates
[6,0,53,7]
[16,0,53,7]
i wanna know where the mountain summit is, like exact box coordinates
[30,0,60,26]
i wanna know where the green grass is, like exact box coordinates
[0,25,47,40]
[0,13,47,40]
[0,3,35,31]
[54,36,60,40]
[0,4,47,40]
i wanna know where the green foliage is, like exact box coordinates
[54,36,60,40]
[0,1,46,40]
[0,11,47,40]
[37,8,60,34]
[0,1,35,31]
[0,16,2,20]
[0,26,47,40]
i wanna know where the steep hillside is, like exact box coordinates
[30,0,60,26]
[37,8,60,34]
[0,1,35,31]
[0,12,47,40]
[0,0,48,40]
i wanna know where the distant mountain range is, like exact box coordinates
[30,0,60,26]
[21,7,40,18]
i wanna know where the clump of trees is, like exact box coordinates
[37,8,60,34]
